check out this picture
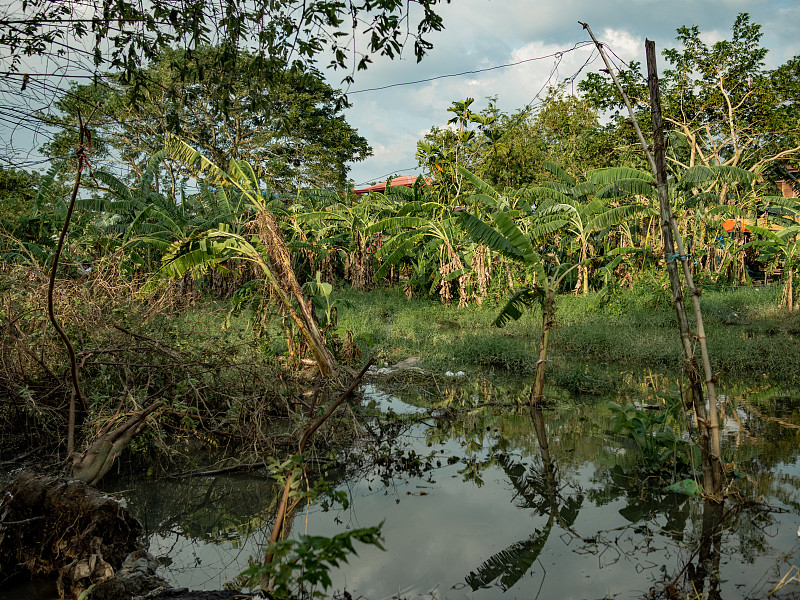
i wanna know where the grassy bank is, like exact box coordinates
[334,282,800,389]
[5,261,797,466]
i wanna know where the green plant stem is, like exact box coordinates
[529,289,555,407]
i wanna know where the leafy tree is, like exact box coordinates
[579,14,800,201]
[365,184,472,305]
[457,168,585,406]
[525,162,653,294]
[481,89,612,189]
[144,136,337,376]
[417,91,615,195]
[292,190,395,290]
[416,98,501,198]
[0,167,40,230]
[744,194,800,309]
[41,48,371,190]
[2,0,451,92]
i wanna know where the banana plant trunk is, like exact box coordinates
[529,289,555,407]
[256,211,336,376]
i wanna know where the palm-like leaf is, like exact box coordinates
[526,186,572,204]
[595,178,656,199]
[366,216,430,236]
[458,165,502,199]
[587,204,654,231]
[541,160,576,186]
[493,288,545,327]
[458,211,525,261]
[465,529,551,592]
[588,167,654,185]
[570,181,599,198]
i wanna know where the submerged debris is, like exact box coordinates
[367,356,426,375]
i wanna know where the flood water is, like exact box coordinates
[100,373,800,600]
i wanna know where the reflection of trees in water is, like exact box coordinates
[456,391,796,598]
[97,378,800,596]
[465,406,584,593]
[587,457,785,597]
[102,475,281,543]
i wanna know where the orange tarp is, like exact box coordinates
[721,219,751,233]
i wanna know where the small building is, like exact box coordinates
[353,175,431,195]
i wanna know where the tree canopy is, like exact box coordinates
[2,0,450,84]
[579,13,800,189]
[40,48,371,191]
[1,0,451,166]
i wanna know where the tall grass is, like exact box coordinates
[334,283,800,385]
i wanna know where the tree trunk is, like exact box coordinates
[255,211,336,376]
[529,289,555,407]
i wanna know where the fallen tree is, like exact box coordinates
[70,401,164,485]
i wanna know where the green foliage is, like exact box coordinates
[0,167,40,229]
[607,395,697,479]
[238,525,384,598]
[663,478,701,496]
[302,271,352,328]
[43,48,371,189]
[579,14,800,190]
[6,0,450,99]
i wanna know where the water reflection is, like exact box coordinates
[103,374,800,599]
[465,406,584,595]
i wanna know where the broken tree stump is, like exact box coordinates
[0,472,147,597]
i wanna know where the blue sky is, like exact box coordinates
[334,0,800,187]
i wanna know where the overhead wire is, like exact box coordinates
[353,41,602,187]
[2,32,609,189]
[345,41,595,94]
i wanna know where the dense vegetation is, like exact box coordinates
[1,10,799,598]
[2,10,799,452]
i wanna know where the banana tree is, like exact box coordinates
[743,223,800,309]
[364,184,474,305]
[145,135,336,376]
[523,163,654,294]
[292,191,394,290]
[457,203,583,407]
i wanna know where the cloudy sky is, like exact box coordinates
[334,0,800,187]
[1,0,798,183]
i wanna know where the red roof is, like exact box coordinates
[354,175,431,195]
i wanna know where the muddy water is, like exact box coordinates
[101,376,800,600]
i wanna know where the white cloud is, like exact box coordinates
[601,28,643,62]
[341,1,800,185]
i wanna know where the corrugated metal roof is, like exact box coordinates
[353,175,431,195]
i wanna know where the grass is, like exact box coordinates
[333,282,800,387]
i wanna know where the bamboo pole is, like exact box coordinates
[579,22,723,497]
[644,41,721,496]
[645,40,722,496]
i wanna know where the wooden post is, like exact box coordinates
[580,22,723,498]
[645,40,722,497]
